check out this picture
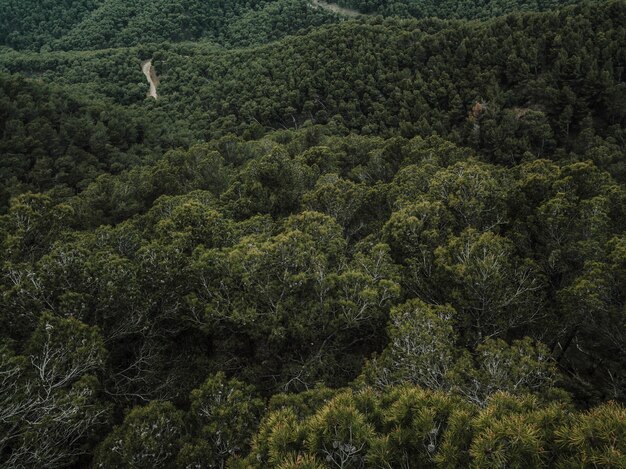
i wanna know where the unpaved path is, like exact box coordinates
[142,59,159,99]
[311,0,363,17]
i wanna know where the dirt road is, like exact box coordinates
[142,60,158,99]
[310,0,363,17]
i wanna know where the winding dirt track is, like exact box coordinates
[310,0,363,17]
[142,60,158,99]
[139,3,359,101]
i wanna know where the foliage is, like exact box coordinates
[0,314,109,468]
[0,0,339,51]
[242,387,625,468]
[1,1,625,467]
[335,0,602,18]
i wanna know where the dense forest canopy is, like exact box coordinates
[335,0,604,17]
[1,0,625,467]
[0,0,606,51]
[0,0,340,51]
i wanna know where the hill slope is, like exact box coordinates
[3,2,623,161]
[0,0,605,51]
[336,0,603,17]
[0,0,339,51]
[0,2,625,468]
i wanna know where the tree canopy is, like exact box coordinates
[1,0,625,467]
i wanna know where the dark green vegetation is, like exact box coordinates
[336,0,602,17]
[2,0,599,52]
[0,74,172,212]
[0,0,339,51]
[1,0,625,467]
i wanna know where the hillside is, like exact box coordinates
[0,1,625,468]
[2,2,625,186]
[335,0,604,17]
[0,0,339,51]
[0,0,604,52]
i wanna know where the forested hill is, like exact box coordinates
[2,1,625,206]
[0,73,178,211]
[0,0,339,51]
[0,0,604,51]
[335,0,603,18]
[1,0,625,468]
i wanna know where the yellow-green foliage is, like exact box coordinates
[246,388,625,468]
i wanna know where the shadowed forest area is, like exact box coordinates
[0,0,625,467]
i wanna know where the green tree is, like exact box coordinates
[178,372,264,468]
[1,314,109,468]
[434,229,543,343]
[93,401,184,469]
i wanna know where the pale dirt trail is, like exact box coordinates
[310,0,363,17]
[142,59,159,99]
[139,4,357,100]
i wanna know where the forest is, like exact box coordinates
[0,0,625,468]
[334,0,604,18]
[0,0,340,51]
